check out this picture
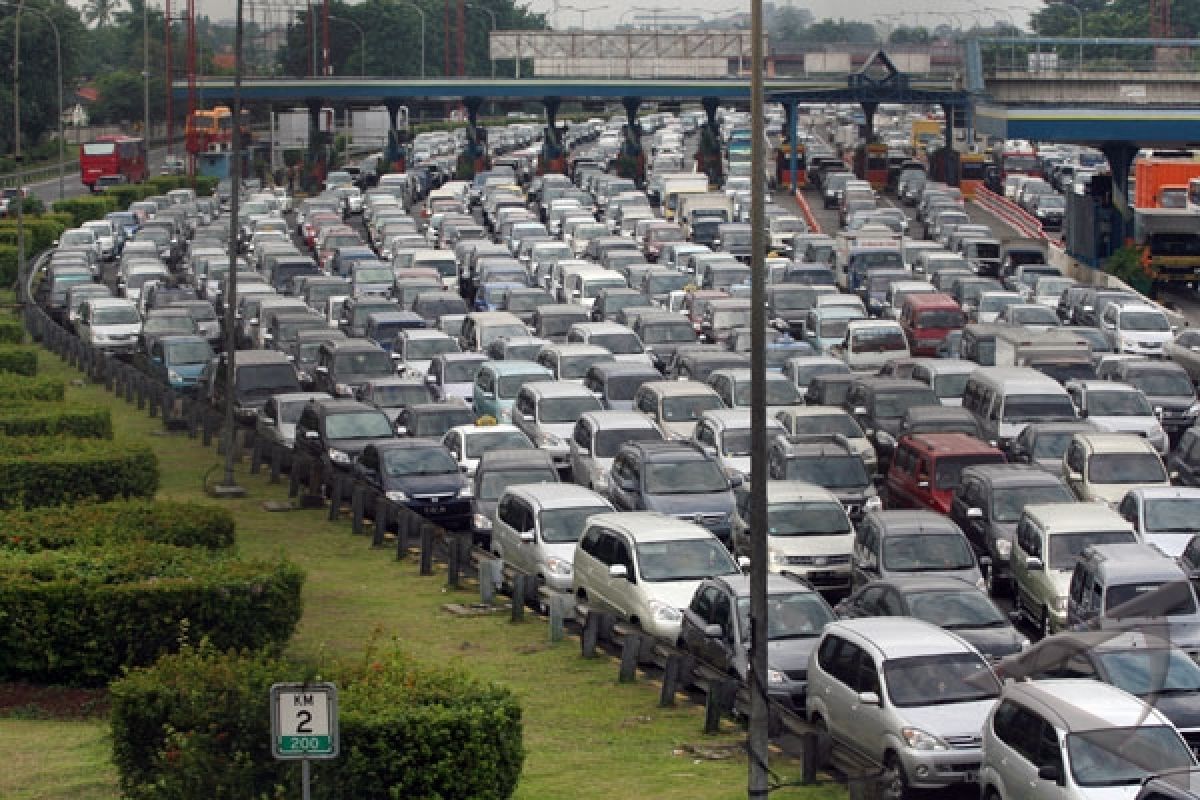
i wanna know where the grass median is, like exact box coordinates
[1,346,844,800]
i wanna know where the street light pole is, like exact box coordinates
[327,14,366,76]
[398,1,426,78]
[13,0,24,285]
[464,3,497,78]
[144,0,151,143]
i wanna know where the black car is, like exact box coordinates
[293,397,396,475]
[607,440,739,547]
[312,339,396,399]
[835,576,1026,660]
[471,448,560,547]
[948,464,1076,597]
[394,401,475,440]
[353,439,471,530]
[843,377,940,469]
[1170,427,1200,487]
[678,574,835,713]
[766,433,881,523]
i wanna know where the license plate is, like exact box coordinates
[425,505,445,515]
[963,772,978,783]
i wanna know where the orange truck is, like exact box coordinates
[1133,156,1200,209]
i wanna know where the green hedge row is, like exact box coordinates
[0,500,235,552]
[0,244,15,287]
[52,196,119,228]
[0,375,64,402]
[0,405,112,438]
[0,215,73,254]
[111,645,523,800]
[0,318,23,344]
[0,544,304,685]
[0,436,158,509]
[0,345,38,375]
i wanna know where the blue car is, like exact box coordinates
[474,281,526,312]
[472,360,553,423]
[147,334,214,392]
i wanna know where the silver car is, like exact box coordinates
[806,617,1000,797]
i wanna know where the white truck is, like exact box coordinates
[833,224,902,290]
[678,192,735,247]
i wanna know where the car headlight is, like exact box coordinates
[768,668,786,685]
[167,369,183,383]
[544,556,572,576]
[1189,403,1200,417]
[976,576,987,591]
[995,538,1012,558]
[386,490,409,502]
[473,513,493,531]
[536,431,562,447]
[902,727,948,752]
[335,383,353,396]
[874,430,895,448]
[647,599,682,623]
[1051,595,1068,613]
[865,495,883,512]
[328,448,351,464]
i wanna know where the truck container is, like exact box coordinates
[1135,207,1200,290]
[1133,157,1200,209]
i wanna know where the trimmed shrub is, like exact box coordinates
[0,318,20,345]
[0,217,70,255]
[0,436,158,509]
[192,176,218,197]
[0,244,15,287]
[110,645,523,800]
[104,184,151,211]
[0,545,304,685]
[0,376,64,403]
[0,405,112,438]
[51,196,118,227]
[0,345,38,375]
[0,500,235,552]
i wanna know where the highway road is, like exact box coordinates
[23,145,173,205]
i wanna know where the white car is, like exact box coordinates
[1101,302,1174,357]
[441,422,533,478]
[77,296,141,354]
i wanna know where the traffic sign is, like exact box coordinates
[270,682,339,760]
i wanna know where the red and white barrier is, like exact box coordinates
[971,186,1060,248]
[793,190,823,235]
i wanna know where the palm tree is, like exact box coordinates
[84,0,124,28]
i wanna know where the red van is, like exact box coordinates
[899,291,966,356]
[884,432,1006,514]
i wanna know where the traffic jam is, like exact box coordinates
[39,104,1200,799]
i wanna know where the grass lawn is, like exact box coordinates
[1,347,848,800]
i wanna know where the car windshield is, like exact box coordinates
[1121,311,1170,332]
[371,384,434,408]
[560,355,613,380]
[929,373,969,400]
[382,447,458,477]
[144,315,193,334]
[874,390,939,419]
[479,468,556,501]
[406,338,460,360]
[412,410,474,438]
[506,292,552,313]
[662,395,724,422]
[93,308,141,325]
[539,506,611,544]
[481,324,529,348]
[443,361,483,383]
[164,341,212,365]
[1144,497,1200,532]
[884,653,999,708]
[325,411,393,439]
[1012,307,1059,325]
[907,589,1007,628]
[1089,390,1153,417]
[712,310,752,329]
[934,454,1006,490]
[916,310,966,328]
[883,533,975,571]
[636,538,738,582]
[1105,581,1197,616]
[1003,394,1077,423]
[1088,453,1167,484]
[851,328,908,352]
[734,381,799,407]
[601,374,655,402]
[642,322,697,344]
[1028,430,1075,460]
[335,351,393,377]
[991,485,1075,523]
[737,592,834,641]
[593,428,662,458]
[643,460,729,494]
[539,396,602,423]
[818,319,849,339]
[721,426,783,458]
[589,333,643,355]
[784,455,868,489]
[787,413,862,439]
[766,502,850,536]
[1135,371,1195,398]
[647,274,690,294]
[184,305,218,322]
[1067,726,1193,788]
[355,267,393,284]
[462,430,531,458]
[1048,531,1137,571]
[497,373,547,398]
[1095,649,1200,695]
[771,289,812,310]
[236,364,299,393]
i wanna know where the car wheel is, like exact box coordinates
[880,754,910,800]
[1040,606,1053,639]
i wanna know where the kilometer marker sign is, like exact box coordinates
[270,682,339,759]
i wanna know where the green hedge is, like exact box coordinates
[0,545,304,685]
[0,404,112,438]
[0,318,21,344]
[0,345,38,376]
[0,500,235,552]
[51,196,119,227]
[111,645,523,800]
[103,184,150,210]
[0,436,158,509]
[0,376,64,403]
[0,244,15,287]
[0,216,71,254]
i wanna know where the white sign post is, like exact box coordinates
[270,682,339,800]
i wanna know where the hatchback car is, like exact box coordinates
[353,439,471,530]
[470,449,559,546]
[851,510,984,592]
[441,422,533,478]
[567,410,664,493]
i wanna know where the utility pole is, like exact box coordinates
[14,0,25,285]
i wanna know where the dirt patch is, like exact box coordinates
[0,682,109,719]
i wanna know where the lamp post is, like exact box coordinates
[143,0,151,143]
[1,2,62,201]
[397,1,426,78]
[327,14,366,76]
[12,0,24,285]
[463,3,496,78]
[560,5,607,30]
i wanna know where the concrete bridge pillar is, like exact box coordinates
[457,96,488,180]
[940,102,958,185]
[540,96,566,175]
[304,97,330,193]
[383,99,408,173]
[617,96,645,186]
[1101,142,1138,218]
[787,100,799,190]
[860,101,878,141]
[697,96,724,187]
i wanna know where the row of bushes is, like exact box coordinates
[0,499,235,552]
[0,345,39,376]
[111,645,524,800]
[0,544,304,685]
[0,435,158,510]
[0,375,64,402]
[0,404,112,438]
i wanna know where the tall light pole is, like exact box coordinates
[144,0,151,142]
[1,2,62,200]
[327,14,366,76]
[13,0,24,285]
[463,3,496,78]
[397,1,426,78]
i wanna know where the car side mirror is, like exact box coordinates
[917,479,930,489]
[617,478,638,493]
[729,474,744,489]
[1067,469,1082,481]
[518,530,535,543]
[394,425,408,435]
[966,507,983,520]
[479,389,494,399]
[703,623,723,638]
[857,691,880,706]
[737,556,751,571]
[151,356,163,364]
[853,406,868,416]
[1026,556,1045,572]
[609,563,629,580]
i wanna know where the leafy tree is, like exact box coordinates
[83,0,123,28]
[89,70,146,125]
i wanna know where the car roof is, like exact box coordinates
[828,617,976,660]
[585,511,718,542]
[1073,431,1160,454]
[1022,502,1133,532]
[901,432,998,455]
[713,573,818,598]
[867,510,964,535]
[485,359,553,375]
[1126,486,1200,501]
[477,448,557,469]
[869,575,987,594]
[763,480,841,503]
[503,483,613,510]
[640,380,721,397]
[579,410,659,429]
[1003,679,1169,731]
[520,380,597,398]
[960,463,1067,487]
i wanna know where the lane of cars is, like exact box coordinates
[34,109,1200,799]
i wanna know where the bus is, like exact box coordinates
[854,141,889,190]
[957,152,989,199]
[79,135,147,191]
[185,106,251,155]
[993,140,1041,185]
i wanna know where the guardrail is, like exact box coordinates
[0,162,76,190]
[18,258,889,794]
[971,186,1052,244]
[793,189,822,235]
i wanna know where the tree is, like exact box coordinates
[90,70,146,124]
[83,0,123,28]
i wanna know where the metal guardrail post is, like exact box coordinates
[269,442,283,483]
[618,633,643,683]
[548,594,568,642]
[351,484,365,534]
[510,574,527,622]
[372,496,391,547]
[419,522,435,575]
[704,678,738,734]
[581,609,607,658]
[659,653,693,708]
[395,509,410,558]
[250,433,264,474]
